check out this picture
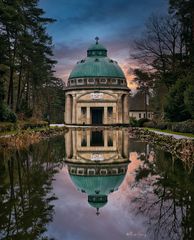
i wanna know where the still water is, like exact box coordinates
[0,128,194,240]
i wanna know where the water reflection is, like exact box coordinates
[65,128,129,214]
[0,136,65,240]
[0,129,194,240]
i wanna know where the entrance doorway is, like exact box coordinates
[91,107,103,125]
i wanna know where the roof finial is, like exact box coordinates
[96,208,100,216]
[95,36,99,44]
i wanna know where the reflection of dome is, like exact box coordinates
[67,162,128,215]
[70,175,125,196]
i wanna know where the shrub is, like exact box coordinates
[137,118,149,127]
[129,117,138,127]
[171,120,194,134]
[0,103,17,122]
[0,122,16,132]
[164,79,191,121]
[143,121,156,128]
[19,120,48,130]
[156,121,168,130]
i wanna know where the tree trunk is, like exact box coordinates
[16,57,23,112]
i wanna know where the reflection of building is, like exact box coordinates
[64,38,130,125]
[129,92,153,120]
[65,129,129,163]
[65,129,129,214]
[67,162,128,215]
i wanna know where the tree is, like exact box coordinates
[0,0,64,122]
[164,79,191,121]
[133,15,184,87]
[169,0,194,64]
[133,69,154,118]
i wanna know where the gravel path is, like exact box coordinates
[50,124,65,127]
[150,130,194,140]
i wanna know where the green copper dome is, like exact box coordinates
[68,38,125,79]
[69,57,125,78]
[70,174,125,211]
[87,43,107,52]
[70,175,125,196]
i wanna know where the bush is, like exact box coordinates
[129,117,139,127]
[156,121,168,130]
[0,103,17,122]
[130,118,151,127]
[137,118,149,127]
[0,122,16,132]
[171,120,194,134]
[18,120,48,130]
[143,120,194,134]
[143,121,156,128]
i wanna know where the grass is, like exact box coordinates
[144,127,194,138]
[0,124,66,137]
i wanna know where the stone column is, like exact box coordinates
[118,130,123,157]
[113,105,116,124]
[104,130,108,147]
[65,130,73,159]
[123,94,129,124]
[65,94,72,124]
[87,130,90,147]
[123,130,129,158]
[117,96,123,123]
[72,95,76,124]
[104,107,108,124]
[86,107,90,124]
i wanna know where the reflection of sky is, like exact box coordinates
[45,152,149,240]
[39,0,168,88]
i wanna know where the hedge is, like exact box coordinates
[143,120,194,134]
[0,120,48,133]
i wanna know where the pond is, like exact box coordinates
[0,128,194,240]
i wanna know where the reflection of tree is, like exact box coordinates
[132,149,194,240]
[0,136,65,240]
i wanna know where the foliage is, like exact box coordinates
[164,79,191,121]
[0,122,16,132]
[0,103,17,122]
[0,0,65,122]
[0,120,48,133]
[184,80,194,119]
[129,117,149,127]
[143,120,194,134]
[132,0,194,121]
[171,120,194,134]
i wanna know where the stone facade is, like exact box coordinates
[65,89,129,125]
[65,128,129,164]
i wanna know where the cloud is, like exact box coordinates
[40,0,168,86]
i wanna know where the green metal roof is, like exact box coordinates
[70,174,125,196]
[69,57,125,78]
[68,40,126,79]
[87,43,107,51]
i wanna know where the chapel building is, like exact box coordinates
[64,38,130,125]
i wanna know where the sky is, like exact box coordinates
[39,0,168,88]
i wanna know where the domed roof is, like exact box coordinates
[70,175,125,196]
[87,42,107,51]
[70,174,125,211]
[68,38,126,82]
[69,57,125,79]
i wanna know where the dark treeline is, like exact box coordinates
[133,0,194,122]
[0,0,65,123]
